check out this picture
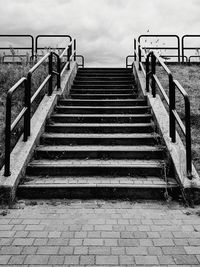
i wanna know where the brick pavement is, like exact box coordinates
[0,199,200,266]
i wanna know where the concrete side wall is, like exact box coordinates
[132,61,200,191]
[0,62,78,203]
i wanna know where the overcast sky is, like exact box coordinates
[0,0,200,66]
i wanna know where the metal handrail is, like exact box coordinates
[182,35,200,63]
[35,34,72,55]
[138,34,181,63]
[126,55,135,68]
[188,56,200,64]
[4,78,27,176]
[0,35,34,60]
[4,37,85,176]
[144,49,192,179]
[133,38,192,178]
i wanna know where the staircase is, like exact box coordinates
[17,68,178,199]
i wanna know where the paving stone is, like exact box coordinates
[83,238,103,246]
[153,238,175,246]
[80,255,95,265]
[118,238,139,246]
[0,231,15,237]
[24,255,49,264]
[158,255,175,265]
[0,255,11,264]
[21,246,37,254]
[96,255,118,265]
[0,246,23,255]
[8,255,26,265]
[126,247,148,255]
[74,246,88,255]
[111,247,125,255]
[36,246,59,254]
[148,247,163,255]
[59,246,74,255]
[89,246,110,255]
[48,255,65,265]
[119,255,134,265]
[33,238,48,246]
[162,246,186,255]
[135,255,159,265]
[64,255,79,265]
[173,255,199,265]
[12,238,34,246]
[184,246,200,254]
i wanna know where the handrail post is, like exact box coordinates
[169,74,176,142]
[146,54,150,92]
[151,53,156,97]
[74,39,76,61]
[48,52,53,96]
[138,45,142,70]
[23,79,29,141]
[185,97,192,179]
[57,56,61,89]
[24,72,31,140]
[67,46,70,70]
[134,39,136,61]
[4,96,12,176]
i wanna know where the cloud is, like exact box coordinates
[0,0,200,66]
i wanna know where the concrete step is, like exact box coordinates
[70,94,138,99]
[71,85,134,89]
[73,81,134,85]
[70,89,135,94]
[50,114,152,123]
[17,176,178,199]
[77,68,132,73]
[76,73,134,77]
[75,77,134,81]
[35,145,164,160]
[40,133,160,146]
[55,106,151,114]
[26,159,165,176]
[46,123,154,134]
[58,99,147,106]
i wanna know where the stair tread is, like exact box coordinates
[58,99,146,102]
[42,133,159,138]
[70,94,136,96]
[19,176,177,188]
[36,145,163,152]
[57,106,150,109]
[48,122,153,126]
[29,159,164,167]
[52,114,152,117]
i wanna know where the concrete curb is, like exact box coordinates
[0,62,78,203]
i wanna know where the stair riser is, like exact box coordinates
[56,107,150,114]
[58,100,147,106]
[26,166,163,177]
[75,77,134,81]
[70,89,134,94]
[35,150,163,160]
[17,187,178,200]
[70,94,137,99]
[77,70,132,74]
[72,85,133,89]
[41,137,158,146]
[73,81,133,85]
[70,88,136,94]
[51,116,152,124]
[76,73,133,77]
[46,125,154,134]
